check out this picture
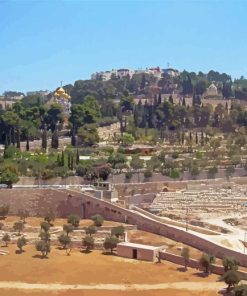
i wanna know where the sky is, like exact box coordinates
[0,0,247,94]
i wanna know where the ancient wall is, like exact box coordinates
[2,188,247,267]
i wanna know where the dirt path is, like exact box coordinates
[0,281,224,291]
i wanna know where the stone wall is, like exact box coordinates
[2,188,247,267]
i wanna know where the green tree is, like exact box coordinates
[111,226,125,238]
[58,233,71,249]
[63,224,74,236]
[40,221,50,233]
[130,155,144,183]
[13,221,24,236]
[122,133,134,146]
[44,210,55,226]
[223,257,239,272]
[51,129,59,149]
[17,236,27,253]
[67,214,80,228]
[35,240,51,258]
[83,235,95,252]
[103,236,119,253]
[207,166,218,179]
[85,225,97,236]
[221,270,240,293]
[225,165,235,180]
[0,166,19,188]
[91,214,104,227]
[199,253,215,273]
[18,210,29,224]
[181,247,190,271]
[234,284,247,296]
[2,233,10,247]
[77,124,99,147]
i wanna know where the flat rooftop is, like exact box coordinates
[117,242,165,250]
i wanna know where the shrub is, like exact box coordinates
[103,236,119,253]
[85,225,97,236]
[2,233,10,246]
[67,214,80,228]
[91,214,104,227]
[58,233,71,249]
[35,240,51,258]
[83,235,94,252]
[17,236,27,253]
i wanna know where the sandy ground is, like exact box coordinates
[3,216,124,228]
[0,245,222,296]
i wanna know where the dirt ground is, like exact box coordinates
[0,289,220,296]
[3,216,124,228]
[0,245,221,296]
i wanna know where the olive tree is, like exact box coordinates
[91,214,104,227]
[58,233,71,249]
[82,235,94,252]
[103,236,119,253]
[35,240,51,258]
[181,247,190,271]
[13,221,24,236]
[17,236,28,253]
[199,253,215,273]
[67,214,80,228]
[2,233,10,246]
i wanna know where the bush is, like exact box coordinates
[91,214,104,227]
[44,210,55,226]
[0,204,9,218]
[63,224,74,236]
[2,233,10,246]
[58,233,71,249]
[111,226,125,238]
[125,171,133,180]
[103,236,119,253]
[85,225,97,236]
[144,170,152,179]
[17,236,27,252]
[35,240,51,258]
[67,214,80,228]
[82,235,94,252]
[13,221,24,235]
[199,253,215,273]
[40,221,50,233]
[171,152,179,159]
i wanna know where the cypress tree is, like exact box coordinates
[71,129,76,147]
[182,97,186,106]
[26,132,29,151]
[61,151,65,166]
[71,155,74,170]
[51,129,59,149]
[76,149,80,165]
[196,133,198,145]
[158,93,162,105]
[42,125,47,150]
[68,153,71,169]
[57,154,60,165]
[16,128,20,149]
[169,95,173,104]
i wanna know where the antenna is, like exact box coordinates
[60,80,63,87]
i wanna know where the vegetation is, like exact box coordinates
[13,221,24,236]
[58,233,71,249]
[17,236,27,253]
[199,253,215,273]
[103,236,119,253]
[91,214,104,227]
[181,247,190,271]
[35,240,51,258]
[2,233,10,246]
[82,235,95,252]
[221,270,240,293]
[67,214,80,228]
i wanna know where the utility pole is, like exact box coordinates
[186,207,189,231]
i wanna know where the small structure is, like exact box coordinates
[117,242,165,261]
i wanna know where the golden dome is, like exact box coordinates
[56,87,66,95]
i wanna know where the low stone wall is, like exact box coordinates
[160,251,247,279]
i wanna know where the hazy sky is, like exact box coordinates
[0,0,246,94]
